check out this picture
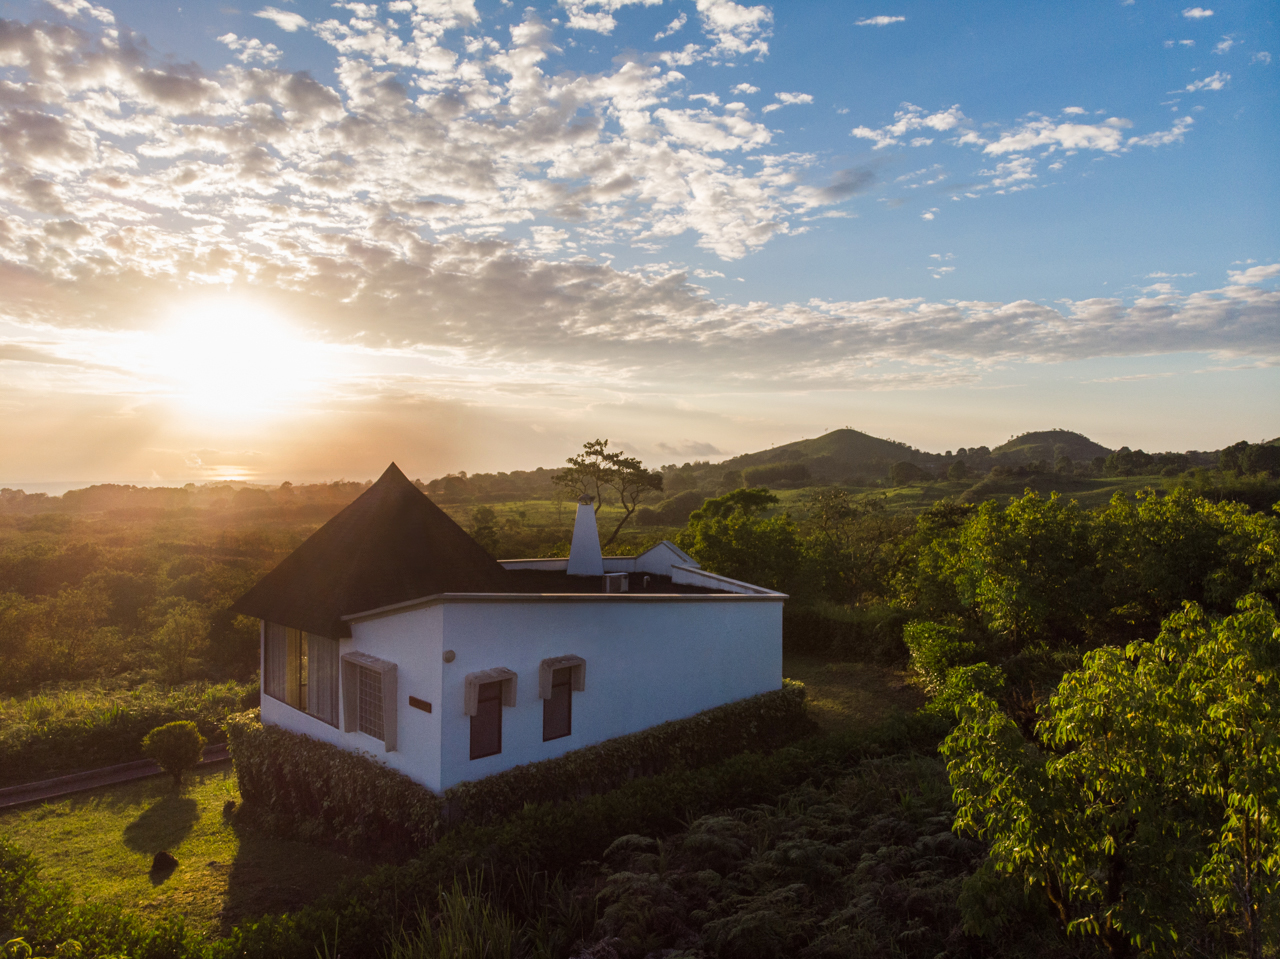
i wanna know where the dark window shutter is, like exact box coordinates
[542,666,573,741]
[470,680,503,759]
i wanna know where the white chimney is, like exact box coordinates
[567,496,604,577]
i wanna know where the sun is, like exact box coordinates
[152,298,328,419]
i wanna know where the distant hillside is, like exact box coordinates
[990,430,1112,464]
[718,428,922,483]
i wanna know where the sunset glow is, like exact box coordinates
[0,0,1273,486]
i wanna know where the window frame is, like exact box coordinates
[341,651,398,751]
[464,667,517,761]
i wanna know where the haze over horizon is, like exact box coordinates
[0,0,1276,488]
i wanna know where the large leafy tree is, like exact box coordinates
[944,596,1280,957]
[675,488,805,594]
[554,439,663,549]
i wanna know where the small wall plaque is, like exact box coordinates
[408,696,432,713]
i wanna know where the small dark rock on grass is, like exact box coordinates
[151,850,178,874]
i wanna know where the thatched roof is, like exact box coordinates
[231,462,512,637]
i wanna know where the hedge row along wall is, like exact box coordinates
[226,680,812,858]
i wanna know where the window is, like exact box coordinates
[357,665,384,740]
[341,652,398,751]
[471,681,503,759]
[543,667,572,741]
[539,655,585,742]
[262,622,338,727]
[464,667,517,760]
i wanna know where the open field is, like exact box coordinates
[0,765,369,937]
[783,654,926,733]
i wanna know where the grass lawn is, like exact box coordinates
[783,653,925,734]
[0,765,369,937]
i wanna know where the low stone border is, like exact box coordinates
[0,743,231,810]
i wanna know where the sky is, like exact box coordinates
[0,0,1276,489]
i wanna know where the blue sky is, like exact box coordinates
[0,0,1276,485]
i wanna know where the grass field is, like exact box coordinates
[0,765,369,937]
[783,654,925,733]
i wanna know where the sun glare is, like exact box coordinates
[152,300,326,419]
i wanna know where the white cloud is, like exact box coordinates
[1252,52,1272,64]
[1062,106,1087,114]
[983,116,1132,155]
[851,103,966,149]
[1213,36,1235,54]
[856,15,905,26]
[1182,7,1213,18]
[1180,71,1230,92]
[980,156,1037,188]
[255,6,310,32]
[762,91,812,112]
[695,0,773,59]
[920,207,938,220]
[731,83,760,95]
[655,13,688,39]
[1146,271,1196,278]
[217,33,284,65]
[1128,115,1193,147]
[559,0,662,35]
[44,0,115,23]
[1228,263,1280,285]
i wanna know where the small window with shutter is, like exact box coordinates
[542,667,572,741]
[539,655,584,742]
[470,681,503,759]
[341,651,398,752]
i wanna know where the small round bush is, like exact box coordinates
[142,720,206,788]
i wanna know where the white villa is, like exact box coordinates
[232,463,785,793]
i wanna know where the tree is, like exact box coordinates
[889,461,931,485]
[142,720,206,788]
[152,601,209,684]
[675,489,805,594]
[470,505,500,556]
[554,439,663,549]
[946,460,970,481]
[944,596,1280,958]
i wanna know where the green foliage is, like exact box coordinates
[444,682,812,827]
[944,596,1280,957]
[227,684,812,857]
[0,680,252,788]
[552,439,663,549]
[225,710,444,859]
[384,879,521,959]
[141,720,205,787]
[741,462,810,487]
[151,603,209,684]
[676,489,806,594]
[902,620,977,692]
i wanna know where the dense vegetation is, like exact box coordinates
[2,427,1280,957]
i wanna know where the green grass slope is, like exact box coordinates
[990,429,1112,463]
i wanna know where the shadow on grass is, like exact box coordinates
[122,793,199,859]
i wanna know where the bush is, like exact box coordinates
[142,721,205,787]
[902,620,978,692]
[783,605,907,662]
[742,463,811,488]
[0,680,254,788]
[227,683,814,859]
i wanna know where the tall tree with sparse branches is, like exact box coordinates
[554,439,663,550]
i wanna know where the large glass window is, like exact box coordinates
[262,622,338,727]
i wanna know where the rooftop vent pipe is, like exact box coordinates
[567,496,604,577]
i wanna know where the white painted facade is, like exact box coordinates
[260,532,785,793]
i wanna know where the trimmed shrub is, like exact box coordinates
[227,683,813,858]
[443,681,813,827]
[141,721,205,788]
[225,712,443,860]
[0,680,254,788]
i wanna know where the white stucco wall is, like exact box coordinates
[260,603,449,792]
[433,595,782,790]
[261,589,783,794]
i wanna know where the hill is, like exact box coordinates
[718,428,921,483]
[990,430,1112,464]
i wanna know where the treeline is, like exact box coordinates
[0,480,373,516]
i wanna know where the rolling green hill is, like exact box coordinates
[990,429,1112,464]
[718,428,923,483]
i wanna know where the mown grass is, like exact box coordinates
[783,653,925,733]
[0,765,369,937]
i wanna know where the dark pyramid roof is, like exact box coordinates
[231,463,512,638]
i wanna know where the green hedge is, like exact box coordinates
[227,682,813,857]
[0,681,255,789]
